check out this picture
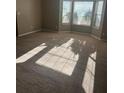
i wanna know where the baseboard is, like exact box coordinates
[70,31,90,35]
[91,34,101,40]
[41,28,58,32]
[18,29,41,37]
[18,29,102,41]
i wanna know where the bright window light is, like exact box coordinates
[94,1,104,29]
[62,1,72,24]
[16,43,47,63]
[36,38,79,76]
[90,51,97,60]
[73,2,93,26]
[83,41,87,45]
[82,51,97,93]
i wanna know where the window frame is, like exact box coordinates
[93,0,104,29]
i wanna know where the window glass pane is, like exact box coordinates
[95,14,101,28]
[73,2,93,25]
[97,1,104,14]
[62,1,71,24]
[94,1,104,29]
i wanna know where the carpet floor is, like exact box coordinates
[16,31,107,93]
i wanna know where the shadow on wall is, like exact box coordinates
[16,36,106,93]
